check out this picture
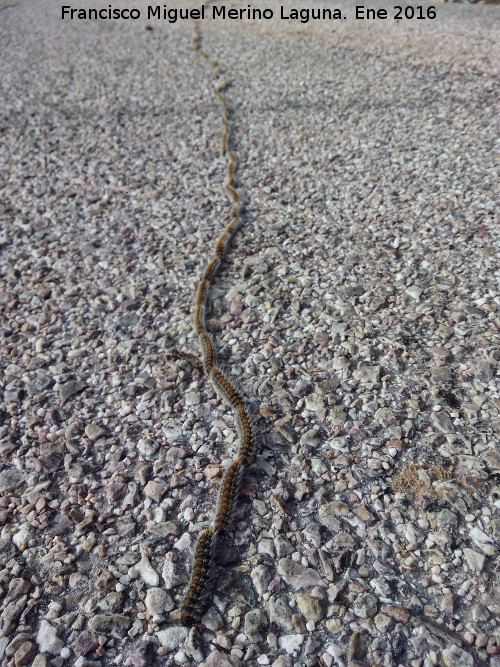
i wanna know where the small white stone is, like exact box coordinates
[36,620,64,654]
[463,548,485,573]
[406,285,423,301]
[12,523,32,550]
[132,556,159,586]
[469,526,496,556]
[278,634,304,655]
[156,627,189,649]
[162,560,177,589]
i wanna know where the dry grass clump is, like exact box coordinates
[392,463,454,500]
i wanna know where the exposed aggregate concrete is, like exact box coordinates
[0,0,499,665]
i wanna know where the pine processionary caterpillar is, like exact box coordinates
[203,256,221,282]
[226,151,236,177]
[208,365,245,411]
[236,406,252,435]
[199,330,215,369]
[238,437,253,464]
[225,216,242,237]
[230,200,243,217]
[194,278,209,332]
[235,410,253,462]
[215,231,230,257]
[225,183,239,203]
[194,309,203,334]
[221,132,228,157]
[180,528,215,627]
[214,458,242,534]
[215,91,230,113]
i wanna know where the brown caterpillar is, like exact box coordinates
[194,278,209,332]
[214,459,242,534]
[224,183,239,203]
[230,199,243,216]
[202,256,221,282]
[215,91,230,112]
[208,365,245,411]
[225,216,242,238]
[235,410,253,462]
[221,131,228,157]
[199,331,215,370]
[180,528,215,627]
[215,231,230,257]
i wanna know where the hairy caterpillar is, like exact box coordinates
[179,528,215,627]
[199,331,216,370]
[214,459,243,534]
[208,365,245,411]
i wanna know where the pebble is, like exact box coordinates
[130,557,159,586]
[7,578,28,600]
[431,411,455,433]
[13,641,36,667]
[124,641,154,667]
[143,480,167,503]
[60,380,87,402]
[267,597,294,632]
[251,564,272,596]
[352,593,378,619]
[144,587,174,616]
[156,627,189,650]
[318,504,343,532]
[72,632,99,657]
[201,652,242,667]
[277,634,304,656]
[295,594,325,622]
[31,657,48,667]
[463,548,485,573]
[201,608,224,632]
[84,424,108,440]
[352,365,380,383]
[0,469,25,494]
[161,560,178,589]
[87,614,131,636]
[374,613,393,633]
[1,596,28,637]
[442,645,475,667]
[469,526,495,555]
[483,449,500,471]
[35,621,63,655]
[299,429,322,447]
[406,285,423,301]
[353,505,375,523]
[271,658,291,667]
[244,609,267,641]
[380,604,411,624]
[277,559,326,589]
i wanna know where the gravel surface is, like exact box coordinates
[1,0,499,665]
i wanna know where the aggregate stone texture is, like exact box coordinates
[0,0,499,665]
